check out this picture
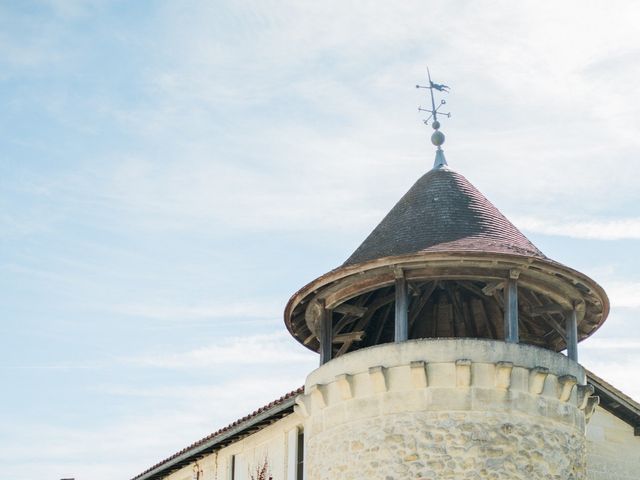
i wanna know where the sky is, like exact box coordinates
[1,1,640,479]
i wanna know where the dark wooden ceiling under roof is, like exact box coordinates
[299,278,591,357]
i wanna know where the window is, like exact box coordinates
[287,427,304,479]
[296,429,304,480]
[230,454,236,480]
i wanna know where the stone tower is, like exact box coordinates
[284,110,608,478]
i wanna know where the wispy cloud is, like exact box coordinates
[514,216,640,240]
[3,2,640,480]
[111,300,282,321]
[123,332,315,368]
[604,282,640,309]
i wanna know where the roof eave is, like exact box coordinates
[131,394,299,480]
[284,250,609,348]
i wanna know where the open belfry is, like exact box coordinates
[133,74,640,480]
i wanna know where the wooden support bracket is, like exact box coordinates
[334,303,367,317]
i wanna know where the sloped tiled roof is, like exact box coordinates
[131,387,303,480]
[344,166,545,266]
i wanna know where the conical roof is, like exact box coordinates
[344,166,545,266]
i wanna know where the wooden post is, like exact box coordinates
[504,270,519,343]
[566,308,578,362]
[319,300,333,365]
[395,269,408,342]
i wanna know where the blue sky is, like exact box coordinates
[1,1,640,479]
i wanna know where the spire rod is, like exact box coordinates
[417,67,451,169]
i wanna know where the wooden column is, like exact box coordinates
[395,269,409,342]
[566,308,578,362]
[504,270,519,343]
[319,300,333,365]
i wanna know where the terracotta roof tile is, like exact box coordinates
[131,387,303,480]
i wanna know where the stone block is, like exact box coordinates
[427,387,472,411]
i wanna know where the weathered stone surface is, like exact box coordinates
[306,411,585,480]
[303,339,591,480]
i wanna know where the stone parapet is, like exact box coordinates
[298,339,596,480]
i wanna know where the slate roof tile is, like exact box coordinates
[344,166,544,265]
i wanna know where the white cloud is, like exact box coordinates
[0,375,306,480]
[124,332,315,368]
[111,300,282,321]
[4,2,640,480]
[514,216,640,240]
[604,282,640,309]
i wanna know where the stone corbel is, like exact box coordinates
[529,366,549,395]
[308,384,328,409]
[456,359,472,387]
[410,361,428,389]
[369,366,388,393]
[557,375,578,402]
[335,373,354,400]
[576,384,595,410]
[495,361,513,389]
[294,395,310,418]
[584,395,600,422]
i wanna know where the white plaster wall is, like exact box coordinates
[586,406,640,480]
[163,412,303,480]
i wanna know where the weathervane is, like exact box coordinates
[416,67,450,169]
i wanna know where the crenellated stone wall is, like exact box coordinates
[296,339,598,480]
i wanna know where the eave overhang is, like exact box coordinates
[284,251,609,353]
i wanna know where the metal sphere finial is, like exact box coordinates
[431,130,445,147]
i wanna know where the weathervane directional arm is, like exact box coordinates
[416,67,451,127]
[416,66,451,169]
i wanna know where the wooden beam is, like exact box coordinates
[319,301,333,365]
[451,285,476,337]
[335,292,395,357]
[333,331,365,343]
[527,290,568,343]
[524,303,566,316]
[334,303,367,317]
[504,272,519,343]
[566,308,578,362]
[482,281,504,296]
[395,270,409,342]
[332,315,358,336]
[408,282,436,332]
[373,304,392,344]
[542,314,568,343]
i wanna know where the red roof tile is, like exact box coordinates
[131,387,303,480]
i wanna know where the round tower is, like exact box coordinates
[285,78,608,480]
